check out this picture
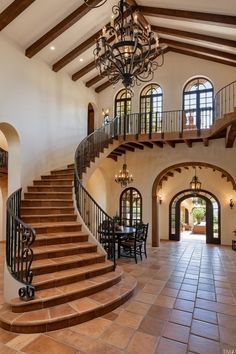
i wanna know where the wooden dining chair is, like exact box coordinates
[119,224,145,263]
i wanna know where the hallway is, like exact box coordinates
[0,240,236,353]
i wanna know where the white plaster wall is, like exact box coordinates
[98,52,236,117]
[86,139,236,246]
[86,167,107,211]
[0,34,98,190]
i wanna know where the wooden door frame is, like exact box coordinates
[169,189,221,244]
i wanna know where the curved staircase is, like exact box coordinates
[0,165,136,333]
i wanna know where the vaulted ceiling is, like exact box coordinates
[1,0,236,93]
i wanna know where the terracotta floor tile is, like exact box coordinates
[215,287,233,296]
[188,334,221,354]
[174,299,195,313]
[217,294,236,305]
[155,337,187,354]
[48,328,96,352]
[101,323,134,349]
[154,295,175,309]
[217,313,236,330]
[86,339,125,354]
[163,322,190,343]
[160,287,179,298]
[22,334,77,354]
[6,334,40,351]
[138,316,165,337]
[127,331,159,354]
[178,290,196,301]
[134,291,157,304]
[193,308,218,324]
[219,326,236,346]
[147,305,172,321]
[191,319,219,341]
[125,301,151,315]
[70,317,112,338]
[0,328,17,344]
[169,309,192,327]
[115,310,143,329]
[0,343,19,354]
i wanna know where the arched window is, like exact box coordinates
[115,89,132,117]
[140,84,163,133]
[120,188,142,226]
[183,77,213,130]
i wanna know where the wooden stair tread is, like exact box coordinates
[0,275,136,332]
[10,268,123,311]
[35,231,88,239]
[32,261,114,286]
[31,221,82,228]
[32,242,96,254]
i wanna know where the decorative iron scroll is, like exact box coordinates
[6,189,36,301]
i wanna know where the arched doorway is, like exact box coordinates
[87,103,94,135]
[169,189,220,244]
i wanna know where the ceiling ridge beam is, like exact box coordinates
[0,0,35,31]
[25,0,102,58]
[152,25,236,49]
[169,47,236,68]
[86,74,103,88]
[138,6,236,26]
[72,61,96,81]
[160,38,236,62]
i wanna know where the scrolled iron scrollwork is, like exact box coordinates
[18,285,35,301]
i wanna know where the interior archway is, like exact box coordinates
[151,161,234,246]
[169,189,220,244]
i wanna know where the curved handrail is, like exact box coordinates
[214,80,236,121]
[6,188,36,301]
[74,117,119,269]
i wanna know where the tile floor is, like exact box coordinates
[0,239,236,353]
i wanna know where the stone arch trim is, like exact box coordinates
[151,161,236,247]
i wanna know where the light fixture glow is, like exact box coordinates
[189,167,202,191]
[115,155,133,188]
[50,46,55,51]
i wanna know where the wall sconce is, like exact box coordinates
[158,195,162,204]
[230,199,234,209]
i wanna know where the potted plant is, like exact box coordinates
[191,207,206,224]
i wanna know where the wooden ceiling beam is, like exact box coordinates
[138,6,236,26]
[120,145,135,152]
[160,38,236,62]
[142,142,154,148]
[95,80,113,93]
[25,0,101,58]
[72,61,96,81]
[152,25,236,49]
[203,138,209,147]
[166,141,175,148]
[167,172,174,177]
[115,148,126,154]
[0,0,35,31]
[153,141,164,148]
[126,142,144,150]
[184,139,192,147]
[169,47,236,68]
[225,123,236,148]
[86,75,103,88]
[108,155,118,161]
[174,168,181,173]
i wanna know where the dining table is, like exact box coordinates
[115,226,136,258]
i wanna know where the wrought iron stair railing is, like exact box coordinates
[214,80,236,121]
[6,189,36,301]
[74,117,119,269]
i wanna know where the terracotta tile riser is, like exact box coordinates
[32,225,82,234]
[50,170,74,176]
[21,208,75,216]
[11,274,122,313]
[34,264,114,291]
[3,285,135,333]
[21,200,74,207]
[32,245,98,260]
[32,255,106,275]
[22,215,77,223]
[24,193,72,200]
[33,180,73,186]
[33,235,89,247]
[28,187,73,193]
[41,175,73,180]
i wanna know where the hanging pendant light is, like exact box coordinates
[190,166,202,191]
[115,155,133,187]
[84,0,107,8]
[94,0,164,89]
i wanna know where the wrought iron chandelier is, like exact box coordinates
[190,167,202,191]
[115,156,133,187]
[84,0,107,8]
[94,0,164,88]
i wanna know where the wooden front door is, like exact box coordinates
[87,103,94,135]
